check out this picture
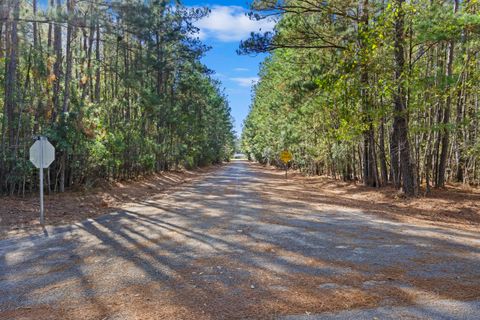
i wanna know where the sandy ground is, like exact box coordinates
[0,165,222,239]
[0,161,479,319]
[282,166,480,230]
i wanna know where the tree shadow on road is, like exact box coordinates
[1,162,479,319]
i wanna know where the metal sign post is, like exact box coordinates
[39,139,44,224]
[30,136,55,225]
[280,150,293,180]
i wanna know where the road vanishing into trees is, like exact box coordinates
[1,161,480,319]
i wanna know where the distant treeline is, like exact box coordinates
[241,0,480,195]
[0,0,235,195]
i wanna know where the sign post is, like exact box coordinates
[30,136,55,225]
[280,150,293,179]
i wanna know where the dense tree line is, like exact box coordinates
[0,0,235,195]
[241,0,480,195]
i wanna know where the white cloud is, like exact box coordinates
[213,72,226,79]
[196,6,275,42]
[230,77,259,87]
[234,68,249,72]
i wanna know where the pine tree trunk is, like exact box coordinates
[5,0,19,149]
[358,0,378,187]
[47,0,53,49]
[59,0,75,193]
[63,0,74,114]
[437,0,458,188]
[455,76,466,182]
[392,0,415,196]
[379,116,389,186]
[5,0,20,194]
[94,23,101,102]
[455,20,469,183]
[2,0,20,194]
[0,5,7,191]
[52,0,62,121]
[390,124,401,188]
[82,20,95,101]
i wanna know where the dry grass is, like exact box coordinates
[255,162,480,231]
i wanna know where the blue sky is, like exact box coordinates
[183,0,272,136]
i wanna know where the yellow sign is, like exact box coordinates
[280,150,292,163]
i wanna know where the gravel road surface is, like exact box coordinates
[1,161,479,319]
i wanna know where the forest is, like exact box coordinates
[241,0,480,196]
[0,0,235,195]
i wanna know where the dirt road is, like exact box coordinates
[1,161,479,319]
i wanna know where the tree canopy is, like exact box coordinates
[0,0,235,195]
[241,0,480,195]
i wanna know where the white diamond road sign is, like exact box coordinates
[30,137,55,169]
